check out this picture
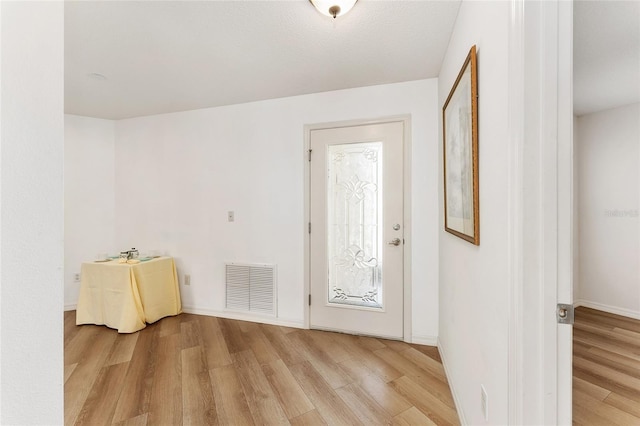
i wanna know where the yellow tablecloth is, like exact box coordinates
[76,256,182,333]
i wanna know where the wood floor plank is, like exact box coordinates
[113,413,149,426]
[337,357,411,417]
[573,399,614,426]
[574,367,640,405]
[181,346,217,425]
[105,332,139,366]
[65,362,78,384]
[574,356,640,391]
[289,409,327,426]
[308,330,353,364]
[356,351,404,384]
[287,330,352,389]
[573,308,640,425]
[179,313,200,323]
[338,357,375,383]
[334,382,392,425]
[573,376,610,401]
[289,361,364,425]
[180,319,203,350]
[199,316,233,370]
[74,362,129,426]
[112,324,160,423]
[574,332,640,363]
[147,333,182,426]
[65,312,461,426]
[243,327,281,366]
[392,406,438,426]
[373,347,429,378]
[327,331,377,361]
[262,359,315,419]
[238,319,259,333]
[209,365,255,426]
[374,347,456,409]
[259,324,308,367]
[329,333,404,383]
[575,346,640,380]
[65,324,107,366]
[64,329,118,425]
[576,307,640,333]
[158,314,182,338]
[278,326,299,335]
[66,306,640,426]
[604,392,640,418]
[389,376,460,426]
[355,336,388,351]
[357,373,413,417]
[574,325,640,352]
[573,388,640,426]
[382,339,413,353]
[588,346,640,370]
[64,310,81,348]
[399,347,447,382]
[411,344,442,363]
[232,350,289,425]
[218,318,250,354]
[612,326,640,341]
[574,319,616,334]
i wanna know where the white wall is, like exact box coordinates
[112,79,441,341]
[64,115,116,309]
[437,1,510,424]
[576,103,640,318]
[0,1,64,423]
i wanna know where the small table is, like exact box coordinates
[76,256,182,333]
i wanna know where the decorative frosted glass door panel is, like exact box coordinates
[327,142,383,308]
[310,121,404,340]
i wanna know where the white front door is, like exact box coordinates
[309,121,404,339]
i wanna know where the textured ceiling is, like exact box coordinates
[65,1,637,120]
[64,1,462,120]
[574,0,640,116]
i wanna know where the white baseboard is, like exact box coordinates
[64,304,77,311]
[181,305,305,329]
[411,334,438,346]
[437,337,467,425]
[574,299,640,320]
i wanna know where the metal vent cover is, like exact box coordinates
[225,263,276,316]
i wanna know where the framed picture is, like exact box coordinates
[442,45,479,245]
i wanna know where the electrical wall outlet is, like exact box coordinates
[481,384,488,421]
[184,274,191,286]
[74,273,80,282]
[228,211,235,222]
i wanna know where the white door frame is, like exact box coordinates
[508,0,573,424]
[303,115,413,342]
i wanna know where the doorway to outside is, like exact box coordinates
[306,119,409,340]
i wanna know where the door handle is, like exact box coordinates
[388,238,401,246]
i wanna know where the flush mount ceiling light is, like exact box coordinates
[309,0,358,19]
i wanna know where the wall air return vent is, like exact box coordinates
[225,263,276,316]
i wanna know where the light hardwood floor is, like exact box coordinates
[573,307,640,425]
[65,311,460,425]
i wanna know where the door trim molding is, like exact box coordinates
[303,115,412,342]
[508,0,574,423]
[507,1,525,423]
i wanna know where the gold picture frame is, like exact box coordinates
[442,45,479,245]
